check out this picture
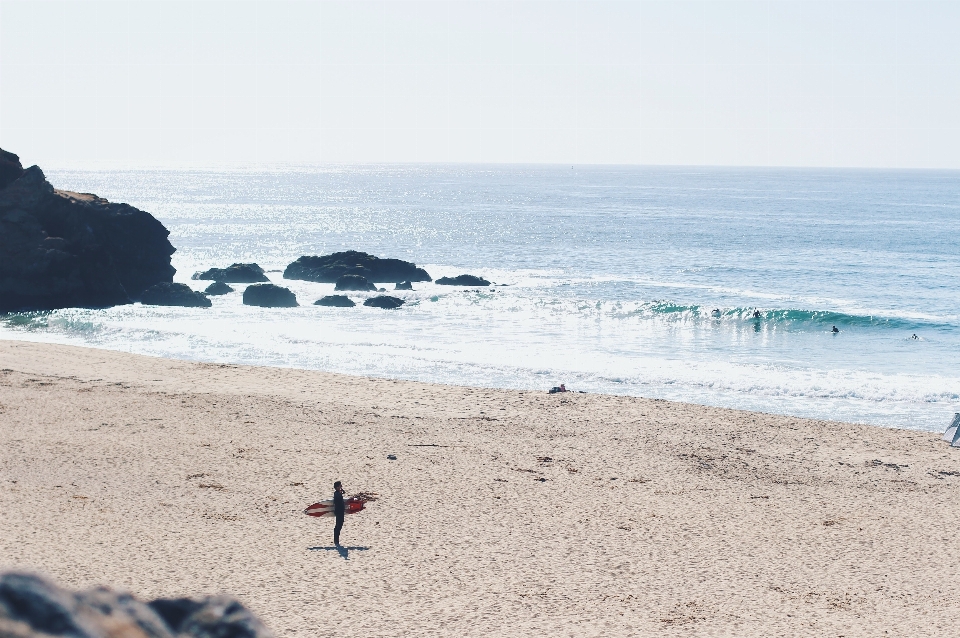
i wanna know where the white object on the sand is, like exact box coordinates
[942,414,960,447]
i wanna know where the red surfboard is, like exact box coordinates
[304,497,366,517]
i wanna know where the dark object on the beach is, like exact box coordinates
[204,281,234,295]
[335,274,376,292]
[283,250,432,283]
[192,263,268,283]
[387,454,397,460]
[243,283,298,307]
[0,149,176,313]
[395,281,413,290]
[0,572,273,638]
[314,295,356,307]
[548,384,568,394]
[0,148,25,190]
[141,282,211,308]
[150,596,272,638]
[364,296,405,309]
[436,274,490,287]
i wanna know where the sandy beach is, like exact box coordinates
[1,339,959,636]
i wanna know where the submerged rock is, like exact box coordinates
[436,274,490,287]
[364,295,405,309]
[0,572,273,638]
[284,251,431,283]
[394,281,413,290]
[204,281,234,295]
[192,263,268,283]
[243,284,298,308]
[0,148,176,312]
[334,274,376,292]
[314,295,356,307]
[141,282,211,308]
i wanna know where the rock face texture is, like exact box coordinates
[284,251,431,284]
[140,283,212,308]
[0,149,175,312]
[314,295,355,307]
[192,263,268,283]
[204,281,234,295]
[242,284,298,308]
[0,572,273,638]
[364,295,405,309]
[394,281,413,290]
[334,274,376,292]
[436,274,490,287]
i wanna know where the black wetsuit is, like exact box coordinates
[333,491,345,546]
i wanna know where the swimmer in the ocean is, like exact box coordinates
[911,333,919,339]
[831,326,839,333]
[753,310,761,318]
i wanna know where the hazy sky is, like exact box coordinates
[2,1,958,168]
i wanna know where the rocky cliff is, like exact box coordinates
[0,149,176,312]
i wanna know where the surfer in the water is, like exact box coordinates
[333,481,345,546]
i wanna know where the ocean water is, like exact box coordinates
[2,165,958,431]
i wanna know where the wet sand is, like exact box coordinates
[2,339,959,636]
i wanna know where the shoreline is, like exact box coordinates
[3,339,960,636]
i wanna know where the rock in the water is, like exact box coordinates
[141,282,211,308]
[192,263,268,283]
[0,572,273,638]
[0,150,176,312]
[364,295,405,309]
[334,274,376,292]
[436,274,490,286]
[204,281,234,295]
[284,251,431,283]
[394,281,413,290]
[314,295,355,307]
[243,284,298,307]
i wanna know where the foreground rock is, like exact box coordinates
[436,274,490,286]
[204,281,234,295]
[364,295,405,309]
[0,572,273,638]
[284,251,431,283]
[334,274,376,292]
[243,284,298,307]
[192,263,268,283]
[0,148,175,312]
[395,281,413,290]
[141,283,211,308]
[314,295,355,307]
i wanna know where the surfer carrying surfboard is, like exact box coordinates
[333,481,345,546]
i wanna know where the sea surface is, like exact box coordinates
[3,165,959,431]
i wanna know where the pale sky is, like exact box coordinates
[1,0,958,168]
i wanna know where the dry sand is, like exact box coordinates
[2,340,959,637]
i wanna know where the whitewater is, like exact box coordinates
[2,165,958,430]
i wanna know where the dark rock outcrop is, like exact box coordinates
[191,263,268,283]
[141,282,211,308]
[364,295,405,309]
[436,274,490,286]
[394,281,413,290]
[284,251,431,284]
[0,150,176,312]
[243,284,298,307]
[0,149,24,190]
[0,572,273,638]
[314,295,355,307]
[204,281,234,295]
[334,274,376,292]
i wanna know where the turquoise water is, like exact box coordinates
[3,165,958,430]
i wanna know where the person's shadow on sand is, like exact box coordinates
[308,546,370,559]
